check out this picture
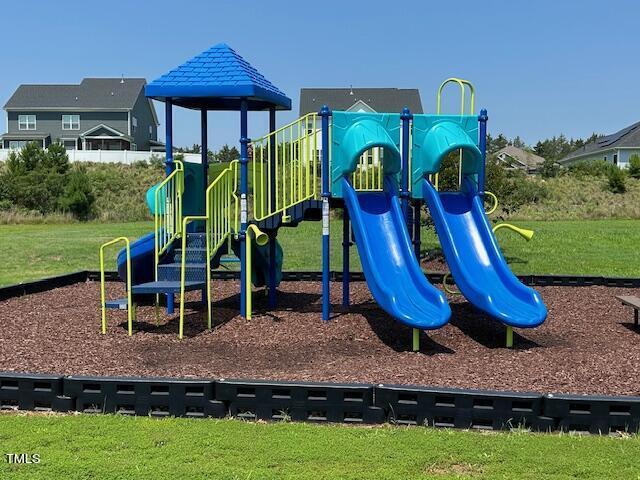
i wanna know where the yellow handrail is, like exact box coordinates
[250,113,320,221]
[99,237,134,336]
[492,223,534,241]
[176,160,240,339]
[436,78,475,115]
[246,224,269,320]
[484,191,498,215]
[435,78,476,188]
[154,160,184,279]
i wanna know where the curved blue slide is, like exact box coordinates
[342,177,451,329]
[422,178,547,327]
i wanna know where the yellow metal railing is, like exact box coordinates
[435,78,476,189]
[352,148,384,191]
[99,237,134,336]
[250,113,320,221]
[154,160,184,274]
[245,224,269,320]
[178,160,239,338]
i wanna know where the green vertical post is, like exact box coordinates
[412,328,420,352]
[506,326,513,348]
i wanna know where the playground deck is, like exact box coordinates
[1,280,638,396]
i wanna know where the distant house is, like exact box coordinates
[299,87,423,116]
[496,145,545,173]
[1,78,162,151]
[560,121,640,167]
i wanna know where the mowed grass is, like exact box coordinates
[0,414,638,480]
[0,219,639,286]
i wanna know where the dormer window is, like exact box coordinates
[18,114,36,130]
[62,114,80,130]
[132,116,138,133]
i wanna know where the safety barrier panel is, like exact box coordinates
[2,372,640,433]
[63,376,225,418]
[215,379,385,424]
[250,113,320,221]
[154,160,184,269]
[374,384,553,430]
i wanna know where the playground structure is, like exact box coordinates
[100,43,547,347]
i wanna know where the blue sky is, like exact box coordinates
[1,0,638,150]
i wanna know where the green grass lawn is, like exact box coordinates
[0,219,638,286]
[0,414,638,480]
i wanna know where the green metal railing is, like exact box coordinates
[250,113,320,221]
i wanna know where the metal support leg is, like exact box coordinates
[506,325,513,348]
[412,329,420,352]
[268,232,277,308]
[342,210,350,308]
[167,294,174,315]
[635,309,638,328]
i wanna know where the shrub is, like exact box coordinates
[0,143,96,219]
[568,160,613,178]
[628,154,640,179]
[59,165,95,220]
[606,167,626,194]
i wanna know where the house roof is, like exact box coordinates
[299,88,423,115]
[4,78,148,111]
[496,145,545,168]
[560,121,640,163]
[145,43,291,111]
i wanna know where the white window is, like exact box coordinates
[18,115,36,130]
[132,116,138,133]
[9,140,27,150]
[149,125,153,138]
[62,114,80,130]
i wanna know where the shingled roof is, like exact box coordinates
[4,78,147,110]
[561,121,640,163]
[145,43,291,111]
[299,88,423,115]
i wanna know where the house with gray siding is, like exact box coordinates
[559,121,640,167]
[1,78,161,151]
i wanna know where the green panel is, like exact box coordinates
[182,161,205,217]
[410,114,481,198]
[330,111,401,197]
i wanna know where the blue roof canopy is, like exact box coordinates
[145,43,291,111]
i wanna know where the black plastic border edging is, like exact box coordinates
[1,270,638,302]
[83,270,640,288]
[1,373,639,433]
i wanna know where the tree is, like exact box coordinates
[60,165,95,219]
[607,167,626,194]
[628,154,640,179]
[216,144,240,163]
[539,157,560,178]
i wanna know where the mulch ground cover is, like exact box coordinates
[0,279,638,396]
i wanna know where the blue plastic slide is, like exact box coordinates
[422,178,547,327]
[342,177,451,329]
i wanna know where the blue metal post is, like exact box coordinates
[478,108,488,195]
[165,99,173,175]
[320,105,331,322]
[342,208,350,307]
[400,107,412,222]
[239,100,249,318]
[413,203,421,260]
[200,108,208,305]
[165,98,174,313]
[268,107,277,308]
